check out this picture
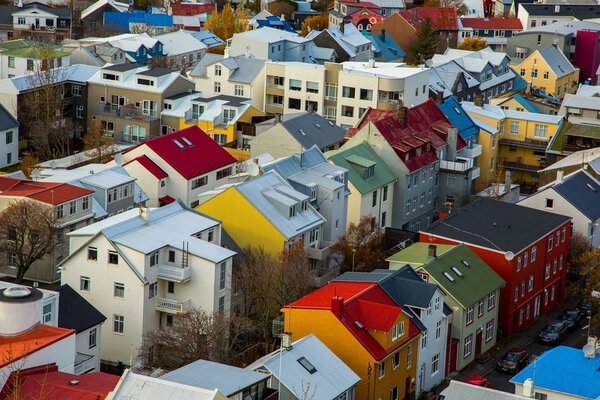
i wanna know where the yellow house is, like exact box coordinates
[515,45,580,99]
[463,100,564,189]
[196,170,325,255]
[283,281,421,400]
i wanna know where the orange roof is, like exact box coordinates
[0,177,93,206]
[460,17,523,30]
[0,325,75,368]
[399,7,459,31]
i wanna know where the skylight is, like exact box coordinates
[443,272,455,282]
[587,183,597,192]
[451,266,463,277]
[181,136,193,146]
[172,139,185,149]
[297,357,317,374]
[461,259,470,268]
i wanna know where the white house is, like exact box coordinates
[518,169,600,247]
[58,202,236,367]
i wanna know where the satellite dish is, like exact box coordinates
[504,251,515,261]
[114,153,124,166]
[425,59,433,67]
[583,344,596,358]
[246,162,260,177]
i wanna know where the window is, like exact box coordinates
[407,343,412,368]
[219,262,226,290]
[72,85,81,96]
[192,176,208,189]
[524,251,528,267]
[168,281,174,294]
[390,386,398,400]
[534,124,548,138]
[559,255,564,270]
[89,328,97,348]
[359,88,372,100]
[214,65,221,76]
[548,234,553,250]
[234,84,244,96]
[392,351,400,369]
[26,59,34,71]
[87,247,97,261]
[341,105,354,117]
[422,330,428,348]
[5,130,13,145]
[478,298,484,317]
[69,200,76,215]
[306,81,319,94]
[80,276,90,292]
[517,256,522,272]
[435,320,442,339]
[114,282,125,298]
[432,353,439,374]
[113,315,124,334]
[464,335,473,358]
[510,121,519,134]
[342,86,355,98]
[150,250,159,266]
[406,201,411,215]
[521,281,526,297]
[216,167,232,180]
[43,303,52,323]
[108,251,119,265]
[531,69,538,78]
[325,82,338,100]
[514,286,519,302]
[528,275,534,291]
[466,305,474,325]
[379,361,386,378]
[485,319,494,342]
[289,79,302,91]
[149,282,158,299]
[531,246,537,262]
[543,71,549,80]
[82,196,89,211]
[434,296,440,310]
[562,228,566,242]
[214,82,221,93]
[56,204,64,219]
[383,185,388,202]
[488,291,496,310]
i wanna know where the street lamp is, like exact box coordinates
[352,248,356,272]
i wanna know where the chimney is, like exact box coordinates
[446,127,458,161]
[368,57,375,68]
[557,169,564,183]
[474,93,484,107]
[140,206,150,220]
[340,23,345,33]
[396,104,408,128]
[504,170,512,194]
[554,4,560,13]
[224,47,230,58]
[436,90,444,103]
[380,29,386,42]
[522,378,534,398]
[331,296,344,317]
[428,244,437,259]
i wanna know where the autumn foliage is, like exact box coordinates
[301,13,329,36]
[204,4,249,54]
[458,37,489,51]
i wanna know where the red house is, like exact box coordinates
[420,198,571,336]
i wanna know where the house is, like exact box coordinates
[59,202,236,367]
[422,198,571,335]
[489,92,557,114]
[1,364,119,400]
[367,29,406,62]
[342,100,475,230]
[160,359,271,399]
[511,346,600,400]
[261,146,350,243]
[0,286,76,387]
[103,9,177,36]
[251,112,346,158]
[388,243,504,373]
[57,284,106,374]
[0,39,70,79]
[188,53,266,111]
[65,43,128,67]
[518,170,600,247]
[334,267,449,395]
[152,30,208,69]
[539,147,600,185]
[462,98,564,190]
[86,63,195,144]
[282,280,422,400]
[0,103,18,169]
[0,177,94,283]
[515,45,579,99]
[119,126,237,208]
[80,0,129,34]
[458,18,523,52]
[327,142,396,230]
[343,8,385,34]
[248,334,360,400]
[517,3,600,30]
[440,380,531,400]
[306,23,372,62]
[429,60,482,102]
[81,33,165,64]
[256,15,297,33]
[106,370,229,400]
[3,2,73,43]
[371,7,459,54]
[328,0,405,30]
[196,171,333,275]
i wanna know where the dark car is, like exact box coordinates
[560,308,583,330]
[496,348,528,374]
[539,320,568,344]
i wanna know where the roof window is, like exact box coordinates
[443,272,455,282]
[297,357,317,374]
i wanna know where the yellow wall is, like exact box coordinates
[474,127,500,192]
[516,52,579,99]
[283,307,419,400]
[196,187,287,254]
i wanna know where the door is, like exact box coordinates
[475,329,483,357]
[404,376,414,400]
[419,363,426,392]
[534,295,541,319]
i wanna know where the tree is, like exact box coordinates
[424,0,469,15]
[458,37,488,51]
[138,308,257,369]
[330,216,386,273]
[83,120,117,163]
[19,154,39,179]
[204,4,250,54]
[406,17,440,65]
[0,200,57,283]
[267,0,296,20]
[301,13,329,36]
[569,231,593,276]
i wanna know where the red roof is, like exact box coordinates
[124,126,237,180]
[339,0,381,8]
[460,17,523,30]
[0,177,93,205]
[346,99,467,172]
[399,7,459,31]
[159,195,176,205]
[124,155,168,179]
[289,282,422,360]
[0,325,75,368]
[1,364,119,400]
[170,2,216,15]
[345,8,385,23]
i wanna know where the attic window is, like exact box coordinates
[443,272,455,282]
[297,357,317,374]
[181,136,193,146]
[451,266,463,277]
[453,107,461,114]
[364,165,374,179]
[461,260,470,268]
[587,183,597,192]
[405,153,409,161]
[172,139,185,149]
[416,147,422,156]
[289,205,296,218]
[301,200,308,212]
[137,78,154,86]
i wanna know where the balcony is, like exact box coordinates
[498,138,548,150]
[74,353,96,375]
[306,240,333,261]
[157,264,191,282]
[312,264,340,287]
[502,160,540,173]
[460,143,482,159]
[94,103,159,122]
[470,167,481,180]
[155,297,191,314]
[439,157,474,173]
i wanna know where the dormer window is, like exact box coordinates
[137,78,154,86]
[301,200,308,212]
[405,153,409,161]
[364,165,374,179]
[102,73,119,81]
[309,185,317,201]
[289,205,296,218]
[391,321,405,341]
[215,65,222,76]
[416,147,422,156]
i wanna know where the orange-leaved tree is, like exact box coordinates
[204,4,249,54]
[301,13,329,36]
[457,37,488,51]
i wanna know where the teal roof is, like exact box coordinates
[327,142,396,195]
[513,94,539,113]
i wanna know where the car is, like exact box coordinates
[578,300,595,315]
[538,320,568,344]
[560,308,584,330]
[465,375,490,388]
[496,348,528,374]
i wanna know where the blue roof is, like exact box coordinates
[257,16,297,33]
[437,97,479,140]
[513,94,539,113]
[367,31,406,62]
[104,10,173,32]
[185,29,225,48]
[553,170,600,220]
[513,73,529,90]
[511,346,600,399]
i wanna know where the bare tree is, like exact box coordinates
[138,308,257,369]
[83,120,117,163]
[330,215,386,273]
[0,200,57,283]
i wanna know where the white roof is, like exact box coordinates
[341,61,426,79]
[82,33,160,53]
[172,15,208,27]
[462,101,564,124]
[576,85,600,96]
[153,30,207,56]
[109,370,228,400]
[88,65,194,93]
[81,0,128,20]
[441,380,531,400]
[541,147,600,172]
[231,27,308,44]
[0,64,101,94]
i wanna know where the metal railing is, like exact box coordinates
[155,297,191,314]
[306,240,333,261]
[157,264,191,282]
[460,143,482,158]
[94,103,159,122]
[439,158,473,172]
[74,353,96,375]
[499,138,548,150]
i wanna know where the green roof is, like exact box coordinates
[546,121,600,154]
[387,242,454,266]
[326,142,396,195]
[391,243,504,309]
[0,40,69,59]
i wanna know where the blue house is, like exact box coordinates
[87,33,165,64]
[104,8,174,35]
[367,29,405,62]
[437,96,479,147]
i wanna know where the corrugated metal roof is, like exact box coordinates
[536,45,577,79]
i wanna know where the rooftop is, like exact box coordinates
[57,284,106,334]
[189,53,266,84]
[532,45,577,79]
[513,20,600,36]
[0,325,75,368]
[0,177,93,205]
[459,17,523,30]
[399,7,459,31]
[441,380,531,400]
[545,170,600,221]
[520,3,600,18]
[387,242,455,266]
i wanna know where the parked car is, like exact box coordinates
[578,300,595,315]
[560,308,584,330]
[526,354,539,366]
[465,376,490,388]
[539,320,568,344]
[496,348,528,374]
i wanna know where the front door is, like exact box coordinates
[475,329,483,357]
[534,295,541,318]
[404,376,414,400]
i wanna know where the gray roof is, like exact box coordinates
[0,102,17,129]
[513,20,600,36]
[137,67,172,77]
[161,359,269,396]
[552,170,600,220]
[79,169,135,189]
[247,334,360,399]
[537,45,577,79]
[520,3,600,18]
[425,198,571,253]
[190,54,266,84]
[441,380,531,400]
[279,112,346,150]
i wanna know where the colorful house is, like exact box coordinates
[388,243,504,373]
[282,280,422,400]
[422,198,571,336]
[344,8,384,33]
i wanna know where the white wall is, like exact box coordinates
[75,325,103,372]
[0,127,18,169]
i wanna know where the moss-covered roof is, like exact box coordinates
[0,39,69,59]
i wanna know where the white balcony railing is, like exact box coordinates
[460,143,482,159]
[156,297,191,314]
[439,157,474,172]
[74,353,96,375]
[470,167,481,180]
[157,264,191,282]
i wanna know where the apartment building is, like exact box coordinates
[59,202,236,367]
[0,2,72,43]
